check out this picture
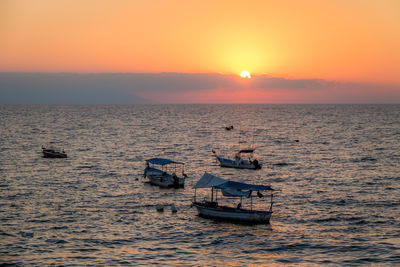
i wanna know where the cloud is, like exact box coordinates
[0,72,398,104]
[251,76,338,90]
[0,73,151,104]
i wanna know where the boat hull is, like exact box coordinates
[42,150,67,158]
[144,168,184,188]
[216,156,262,170]
[148,175,184,188]
[193,202,271,224]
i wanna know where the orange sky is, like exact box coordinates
[1,0,400,95]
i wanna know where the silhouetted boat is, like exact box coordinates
[212,149,262,169]
[192,172,274,224]
[41,146,67,158]
[143,158,187,188]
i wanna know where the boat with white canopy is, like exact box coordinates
[192,172,274,224]
[143,158,187,188]
[212,149,262,169]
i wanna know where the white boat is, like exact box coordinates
[143,158,187,188]
[212,149,262,169]
[192,172,274,224]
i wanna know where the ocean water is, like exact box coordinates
[0,104,399,266]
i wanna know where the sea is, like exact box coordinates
[0,104,399,266]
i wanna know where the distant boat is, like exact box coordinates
[41,146,67,158]
[212,149,262,169]
[192,172,274,224]
[143,158,187,188]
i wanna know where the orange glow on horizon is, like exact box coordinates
[138,87,315,104]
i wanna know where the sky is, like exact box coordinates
[1,0,399,103]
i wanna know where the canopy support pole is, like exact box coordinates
[269,193,274,212]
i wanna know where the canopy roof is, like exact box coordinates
[193,172,226,188]
[193,172,273,191]
[221,188,251,197]
[217,180,272,191]
[146,158,183,165]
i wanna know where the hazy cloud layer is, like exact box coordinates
[0,73,398,104]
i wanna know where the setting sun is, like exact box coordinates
[240,71,251,79]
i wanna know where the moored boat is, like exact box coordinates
[144,158,187,188]
[212,149,262,169]
[192,172,274,224]
[41,146,67,158]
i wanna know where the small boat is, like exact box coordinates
[212,149,262,169]
[192,172,274,224]
[41,146,67,158]
[143,158,187,188]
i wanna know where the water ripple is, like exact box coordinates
[0,104,399,265]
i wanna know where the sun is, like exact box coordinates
[240,70,251,78]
